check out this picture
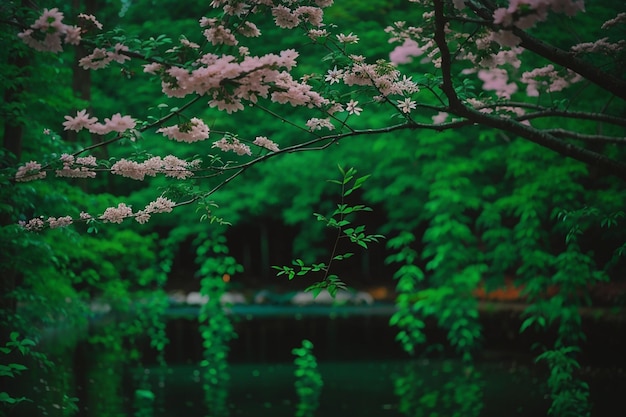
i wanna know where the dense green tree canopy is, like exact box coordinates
[1,1,625,416]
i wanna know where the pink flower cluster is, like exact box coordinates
[157,118,210,143]
[15,161,46,182]
[306,118,335,131]
[79,43,130,70]
[272,5,324,29]
[56,154,98,178]
[201,17,238,46]
[386,20,433,66]
[19,196,176,230]
[253,136,280,152]
[571,38,625,55]
[111,155,196,180]
[521,65,581,97]
[328,60,420,99]
[100,203,133,224]
[18,215,73,231]
[18,8,82,53]
[135,197,176,224]
[157,49,326,114]
[100,197,175,224]
[212,137,252,156]
[478,68,518,99]
[493,0,585,31]
[63,110,136,135]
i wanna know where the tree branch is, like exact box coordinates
[433,0,626,180]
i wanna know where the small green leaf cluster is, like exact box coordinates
[273,165,384,299]
[133,388,156,417]
[387,231,426,355]
[195,231,242,416]
[292,339,323,417]
[536,346,590,417]
[0,333,36,407]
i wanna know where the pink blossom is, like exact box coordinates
[223,2,250,16]
[111,159,149,180]
[55,153,97,178]
[305,118,335,131]
[63,109,98,132]
[452,0,466,10]
[91,113,136,134]
[15,161,46,182]
[315,0,334,7]
[157,117,210,143]
[253,136,280,152]
[345,100,362,116]
[336,33,359,44]
[493,8,513,26]
[109,43,130,64]
[478,68,518,99]
[389,39,425,65]
[325,66,344,84]
[100,203,133,224]
[490,30,522,47]
[571,38,625,55]
[64,26,82,45]
[111,155,193,181]
[212,137,252,156]
[18,8,83,53]
[78,13,103,30]
[162,155,195,179]
[18,31,63,53]
[144,197,176,214]
[79,48,112,70]
[279,49,299,70]
[237,22,261,38]
[397,98,417,114]
[32,8,65,32]
[19,217,45,231]
[294,6,324,27]
[602,12,626,29]
[180,38,200,48]
[205,26,238,46]
[327,101,344,115]
[47,216,73,229]
[143,63,163,74]
[432,112,448,124]
[199,17,215,27]
[209,97,245,113]
[308,29,329,40]
[272,5,299,29]
[135,211,151,224]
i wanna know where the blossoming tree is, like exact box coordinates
[2,0,625,415]
[8,0,625,229]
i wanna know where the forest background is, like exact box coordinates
[1,0,625,416]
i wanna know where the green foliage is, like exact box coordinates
[195,230,241,417]
[134,388,156,417]
[292,339,323,417]
[273,165,384,298]
[387,231,427,355]
[2,2,626,417]
[0,333,36,408]
[536,347,590,417]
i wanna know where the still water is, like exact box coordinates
[142,356,549,417]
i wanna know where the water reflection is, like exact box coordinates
[394,358,483,417]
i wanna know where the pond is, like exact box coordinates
[141,356,549,417]
[14,302,626,417]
